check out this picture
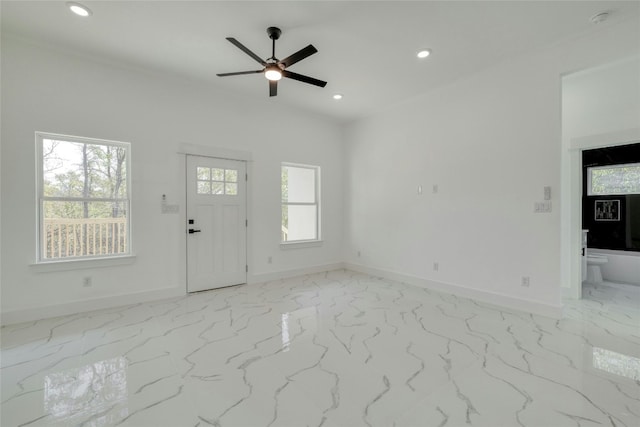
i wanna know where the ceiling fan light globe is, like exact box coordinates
[265,69,282,81]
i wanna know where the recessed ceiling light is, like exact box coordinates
[333,94,343,100]
[67,2,92,17]
[417,49,431,59]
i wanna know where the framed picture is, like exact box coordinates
[595,200,620,221]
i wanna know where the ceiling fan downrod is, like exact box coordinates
[267,27,281,61]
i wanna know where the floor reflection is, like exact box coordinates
[592,347,640,381]
[281,307,318,352]
[281,313,291,352]
[44,357,129,425]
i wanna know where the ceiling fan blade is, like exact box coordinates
[217,70,263,77]
[282,70,327,88]
[280,44,318,68]
[226,37,266,66]
[269,80,278,97]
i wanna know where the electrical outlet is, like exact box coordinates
[433,262,439,271]
[521,276,530,287]
[83,276,92,287]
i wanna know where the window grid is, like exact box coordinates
[197,167,238,195]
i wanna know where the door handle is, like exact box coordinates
[581,248,585,256]
[188,229,202,234]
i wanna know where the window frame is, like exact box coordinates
[587,162,640,196]
[281,162,321,244]
[35,132,133,263]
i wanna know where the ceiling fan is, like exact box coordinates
[217,27,327,97]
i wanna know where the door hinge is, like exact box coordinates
[245,173,248,181]
[246,265,248,273]
[245,219,248,227]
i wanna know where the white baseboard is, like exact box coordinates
[345,262,563,319]
[1,263,346,326]
[249,262,346,284]
[2,262,563,325]
[1,286,186,326]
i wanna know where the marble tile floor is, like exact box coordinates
[1,270,639,427]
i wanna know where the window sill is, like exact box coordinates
[280,240,323,250]
[30,255,137,273]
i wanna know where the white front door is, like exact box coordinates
[186,155,247,292]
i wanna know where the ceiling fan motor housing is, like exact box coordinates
[267,27,282,40]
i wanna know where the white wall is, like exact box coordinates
[562,56,640,146]
[344,19,640,315]
[0,36,344,323]
[3,19,639,324]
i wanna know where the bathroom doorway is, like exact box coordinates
[580,143,640,301]
[561,56,640,302]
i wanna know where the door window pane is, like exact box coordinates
[212,182,224,195]
[197,181,211,194]
[212,168,225,181]
[197,167,210,181]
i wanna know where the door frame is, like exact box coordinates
[179,143,252,292]
[562,132,640,300]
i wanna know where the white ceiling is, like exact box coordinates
[2,1,639,123]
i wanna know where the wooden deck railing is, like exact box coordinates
[43,218,127,259]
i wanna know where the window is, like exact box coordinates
[588,163,640,195]
[196,167,238,195]
[281,164,320,242]
[37,132,131,261]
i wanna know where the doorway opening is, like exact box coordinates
[561,55,640,303]
[579,143,640,305]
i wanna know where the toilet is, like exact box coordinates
[586,253,608,283]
